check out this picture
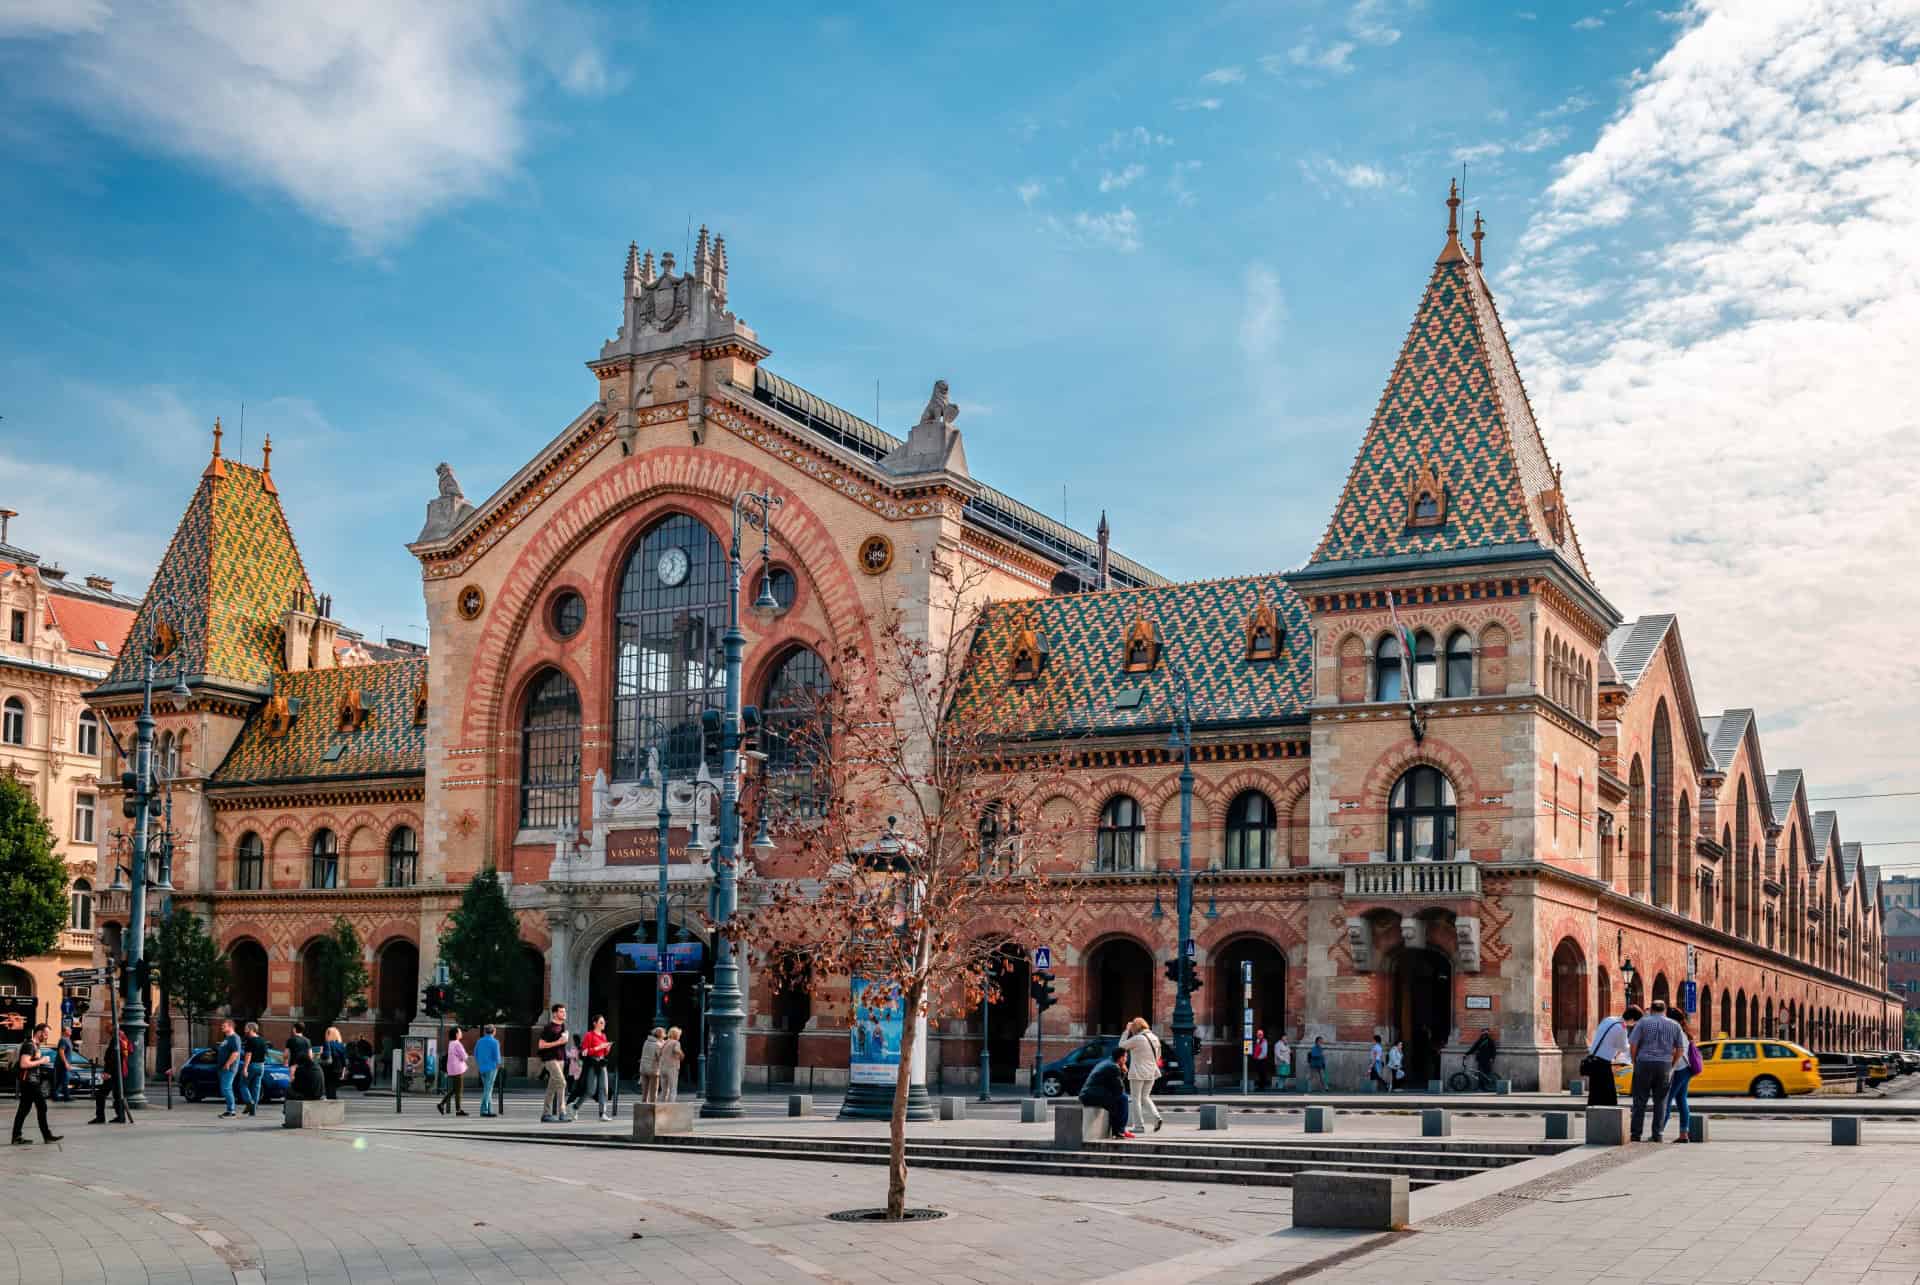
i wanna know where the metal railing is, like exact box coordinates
[1343,861,1482,899]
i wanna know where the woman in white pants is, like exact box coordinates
[1118,1017,1164,1133]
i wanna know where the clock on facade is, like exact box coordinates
[656,546,690,587]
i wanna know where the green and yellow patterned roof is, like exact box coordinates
[955,576,1312,738]
[210,656,427,786]
[102,458,315,694]
[1308,214,1592,583]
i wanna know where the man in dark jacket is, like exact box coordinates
[1078,1048,1132,1139]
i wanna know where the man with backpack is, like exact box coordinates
[12,1022,63,1145]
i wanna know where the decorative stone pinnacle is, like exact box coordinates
[1446,178,1460,235]
[212,416,223,458]
[625,240,641,282]
[260,434,277,493]
[203,417,228,480]
[1472,210,1486,268]
[641,248,656,285]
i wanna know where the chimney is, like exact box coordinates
[0,509,14,544]
[84,575,114,593]
[310,592,339,670]
[282,588,316,673]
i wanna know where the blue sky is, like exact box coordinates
[4,1,1918,853]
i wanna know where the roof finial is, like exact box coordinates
[624,240,641,288]
[1437,179,1468,265]
[203,417,228,480]
[1471,210,1485,269]
[212,416,223,458]
[260,434,277,494]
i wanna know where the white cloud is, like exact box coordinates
[1168,159,1202,207]
[1300,154,1393,193]
[1452,141,1506,164]
[1237,263,1285,366]
[1539,92,1594,119]
[1,0,614,252]
[1515,9,1538,19]
[1175,97,1224,111]
[1279,40,1358,74]
[1514,125,1569,152]
[1348,0,1401,46]
[1056,208,1141,253]
[1201,66,1246,84]
[1099,163,1147,192]
[0,0,106,35]
[1104,126,1174,152]
[1573,15,1605,30]
[1503,0,1920,840]
[1017,180,1047,207]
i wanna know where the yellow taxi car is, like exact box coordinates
[1611,1037,1822,1098]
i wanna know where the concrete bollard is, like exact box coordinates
[1833,1117,1862,1147]
[1292,1171,1409,1230]
[787,1094,813,1118]
[1545,1111,1572,1141]
[283,1099,345,1129]
[1054,1103,1113,1147]
[1021,1098,1050,1123]
[1688,1115,1708,1143]
[938,1096,966,1121]
[631,1103,696,1142]
[1199,1104,1229,1131]
[1421,1108,1451,1137]
[1568,1079,1585,1096]
[1427,1079,1444,1095]
[1305,1105,1335,1134]
[1495,1080,1513,1096]
[1584,1105,1627,1146]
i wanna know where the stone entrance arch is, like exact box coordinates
[1388,946,1453,1087]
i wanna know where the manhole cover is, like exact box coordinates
[827,1208,947,1224]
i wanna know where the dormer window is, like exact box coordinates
[1009,618,1045,683]
[1405,455,1446,529]
[1245,599,1281,662]
[413,679,429,727]
[264,692,299,738]
[1122,615,1158,673]
[337,689,371,733]
[1413,494,1439,520]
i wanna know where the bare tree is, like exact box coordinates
[730,562,1086,1220]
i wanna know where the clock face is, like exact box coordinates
[656,547,690,587]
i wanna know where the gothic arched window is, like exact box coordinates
[1097,795,1145,872]
[612,514,729,781]
[520,669,581,830]
[1411,629,1437,700]
[309,829,339,889]
[1374,634,1403,703]
[1387,765,1457,862]
[236,832,264,891]
[387,826,418,887]
[1444,630,1473,697]
[763,646,828,777]
[1224,790,1276,870]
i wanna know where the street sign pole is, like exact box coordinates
[1240,959,1253,1096]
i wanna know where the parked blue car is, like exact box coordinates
[176,1046,291,1104]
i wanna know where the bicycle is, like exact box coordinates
[1446,1056,1497,1093]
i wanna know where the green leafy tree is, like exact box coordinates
[147,910,230,1048]
[304,915,370,1033]
[438,867,532,1026]
[1904,1009,1919,1051]
[0,772,69,964]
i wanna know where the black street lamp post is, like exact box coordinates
[1164,652,1199,1094]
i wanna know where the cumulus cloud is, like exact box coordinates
[1168,159,1202,207]
[1502,0,1920,824]
[1017,180,1047,207]
[1348,0,1402,46]
[1099,163,1146,192]
[1299,154,1392,194]
[0,0,615,252]
[1104,125,1173,152]
[1237,263,1285,365]
[1572,15,1604,29]
[1054,208,1141,253]
[1277,40,1358,74]
[1201,65,1245,84]
[0,0,106,35]
[1175,97,1224,111]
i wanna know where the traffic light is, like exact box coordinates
[134,957,152,993]
[1029,971,1058,1013]
[1162,958,1203,995]
[421,983,444,1019]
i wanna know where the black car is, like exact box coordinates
[1036,1036,1183,1097]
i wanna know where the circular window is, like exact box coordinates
[764,567,797,615]
[551,590,585,638]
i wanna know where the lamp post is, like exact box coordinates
[1163,651,1199,1095]
[114,603,191,1108]
[1621,958,1637,1011]
[704,484,783,1119]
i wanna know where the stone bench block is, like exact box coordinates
[1304,1105,1335,1134]
[938,1096,966,1121]
[1421,1108,1451,1138]
[1833,1117,1862,1146]
[1585,1105,1626,1147]
[1198,1105,1229,1131]
[1427,1079,1443,1094]
[1495,1080,1513,1096]
[1020,1099,1049,1124]
[786,1095,813,1118]
[282,1099,345,1129]
[631,1102,697,1142]
[1053,1103,1113,1147]
[1568,1079,1585,1096]
[1292,1170,1409,1231]
[1545,1111,1572,1141]
[1688,1115,1709,1143]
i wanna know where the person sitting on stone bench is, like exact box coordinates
[1078,1047,1133,1140]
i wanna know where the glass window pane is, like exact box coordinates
[1411,816,1435,861]
[612,515,728,779]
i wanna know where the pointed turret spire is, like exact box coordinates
[1472,210,1485,269]
[640,248,656,286]
[1438,179,1467,264]
[203,417,228,480]
[1096,510,1111,590]
[694,225,711,284]
[625,241,641,291]
[260,434,277,494]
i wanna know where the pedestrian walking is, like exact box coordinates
[320,1027,347,1100]
[1305,1036,1330,1092]
[1273,1033,1292,1090]
[239,1022,268,1116]
[537,1003,571,1122]
[1078,1047,1133,1139]
[89,1025,130,1124]
[437,1026,470,1116]
[215,1018,244,1118]
[52,1023,74,1102]
[1119,1017,1164,1133]
[573,1015,613,1120]
[1387,1040,1406,1091]
[1666,1010,1701,1143]
[11,1022,62,1146]
[286,1022,324,1101]
[1368,1035,1387,1091]
[1630,1000,1685,1142]
[474,1024,502,1117]
[657,1027,685,1102]
[1582,1006,1638,1107]
[638,1026,664,1104]
[1251,1028,1271,1091]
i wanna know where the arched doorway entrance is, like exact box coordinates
[587,922,714,1092]
[1652,974,1671,1010]
[1085,938,1153,1038]
[982,943,1030,1086]
[764,954,812,1086]
[1390,947,1452,1087]
[1550,939,1586,1049]
[375,940,419,1054]
[228,941,269,1026]
[1211,937,1286,1080]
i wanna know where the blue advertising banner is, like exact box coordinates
[848,976,904,1087]
[613,942,706,974]
[1682,980,1698,1014]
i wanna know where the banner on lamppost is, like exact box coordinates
[848,976,905,1087]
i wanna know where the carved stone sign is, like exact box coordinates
[1456,916,1482,973]
[607,827,693,866]
[1346,917,1371,972]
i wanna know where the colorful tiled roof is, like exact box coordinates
[1306,197,1592,582]
[210,657,427,786]
[101,460,314,695]
[954,576,1312,737]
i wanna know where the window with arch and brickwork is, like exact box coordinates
[1444,629,1473,697]
[309,828,339,889]
[1224,790,1276,870]
[69,877,92,932]
[77,709,99,758]
[612,514,729,781]
[387,826,418,887]
[1096,795,1145,872]
[237,831,265,891]
[2,696,24,745]
[1387,765,1456,862]
[763,646,828,778]
[520,668,581,830]
[1374,633,1403,703]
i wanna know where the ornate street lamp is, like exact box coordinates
[1621,958,1637,1009]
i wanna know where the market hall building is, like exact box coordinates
[89,192,1898,1089]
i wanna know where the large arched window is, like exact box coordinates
[309,829,339,889]
[1387,766,1456,862]
[236,832,265,891]
[156,730,178,779]
[1411,630,1437,699]
[612,515,729,780]
[1096,795,1144,872]
[1224,790,1275,870]
[77,709,99,758]
[387,826,418,887]
[69,878,92,932]
[1373,634,1403,702]
[2,696,24,745]
[763,646,828,776]
[521,669,581,830]
[1444,630,1473,697]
